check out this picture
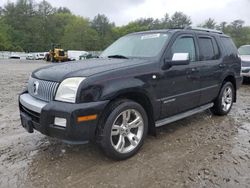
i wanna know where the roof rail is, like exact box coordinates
[184,26,223,34]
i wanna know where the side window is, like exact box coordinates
[198,37,219,61]
[220,37,238,57]
[171,36,196,62]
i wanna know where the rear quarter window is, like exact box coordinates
[220,37,238,57]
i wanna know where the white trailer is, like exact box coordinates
[67,50,89,61]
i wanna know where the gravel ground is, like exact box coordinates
[0,59,250,188]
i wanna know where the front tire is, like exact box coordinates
[97,99,148,160]
[212,82,234,116]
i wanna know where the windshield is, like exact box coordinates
[238,46,250,55]
[100,33,169,58]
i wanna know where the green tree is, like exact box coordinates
[91,14,115,49]
[62,16,99,50]
[169,12,192,28]
[160,13,170,29]
[200,18,217,29]
[224,20,246,47]
[0,19,15,50]
[34,0,56,50]
[0,6,3,16]
[217,21,227,32]
[56,7,71,14]
[114,21,148,38]
[2,0,36,51]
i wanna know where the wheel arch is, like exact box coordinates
[99,90,156,136]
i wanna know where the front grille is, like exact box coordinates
[28,77,59,102]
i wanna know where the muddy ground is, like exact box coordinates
[0,59,249,188]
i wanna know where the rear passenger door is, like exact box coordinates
[196,35,222,105]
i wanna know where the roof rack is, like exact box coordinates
[184,26,223,34]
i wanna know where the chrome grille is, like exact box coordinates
[28,77,59,102]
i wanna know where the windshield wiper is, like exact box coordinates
[108,55,129,59]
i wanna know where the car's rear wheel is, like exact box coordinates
[97,99,148,160]
[212,82,234,115]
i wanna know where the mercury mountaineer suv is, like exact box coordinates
[19,28,242,160]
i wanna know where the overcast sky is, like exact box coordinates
[1,0,250,26]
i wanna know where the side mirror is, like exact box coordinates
[172,53,189,61]
[163,53,190,69]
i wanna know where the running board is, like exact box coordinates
[155,103,214,127]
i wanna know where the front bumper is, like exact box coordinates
[19,93,109,143]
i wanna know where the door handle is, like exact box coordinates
[219,64,226,68]
[187,68,199,75]
[187,68,200,79]
[191,68,199,73]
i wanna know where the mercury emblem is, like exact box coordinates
[33,81,39,95]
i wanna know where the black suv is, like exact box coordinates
[19,28,241,160]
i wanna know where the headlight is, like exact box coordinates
[55,77,86,103]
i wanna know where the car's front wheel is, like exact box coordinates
[212,82,235,115]
[97,100,148,160]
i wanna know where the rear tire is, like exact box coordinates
[97,99,148,160]
[211,82,234,116]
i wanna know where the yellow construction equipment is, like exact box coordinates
[46,44,68,62]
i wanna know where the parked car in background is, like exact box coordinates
[79,53,98,60]
[238,45,250,79]
[35,53,46,60]
[26,53,35,60]
[9,53,21,59]
[19,28,241,160]
[68,50,89,61]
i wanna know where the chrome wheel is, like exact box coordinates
[110,109,144,154]
[222,86,233,112]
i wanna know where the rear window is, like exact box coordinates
[220,37,238,56]
[198,37,220,61]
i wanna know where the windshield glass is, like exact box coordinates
[238,46,250,55]
[100,33,169,58]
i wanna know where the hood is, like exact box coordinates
[32,58,150,82]
[240,55,250,62]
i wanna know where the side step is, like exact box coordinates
[155,103,214,127]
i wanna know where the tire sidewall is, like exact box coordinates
[101,101,148,160]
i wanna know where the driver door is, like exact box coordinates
[157,34,202,118]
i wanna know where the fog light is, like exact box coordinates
[54,117,67,127]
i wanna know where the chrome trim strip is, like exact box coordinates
[163,98,176,104]
[155,103,214,127]
[157,85,219,102]
[20,93,48,113]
